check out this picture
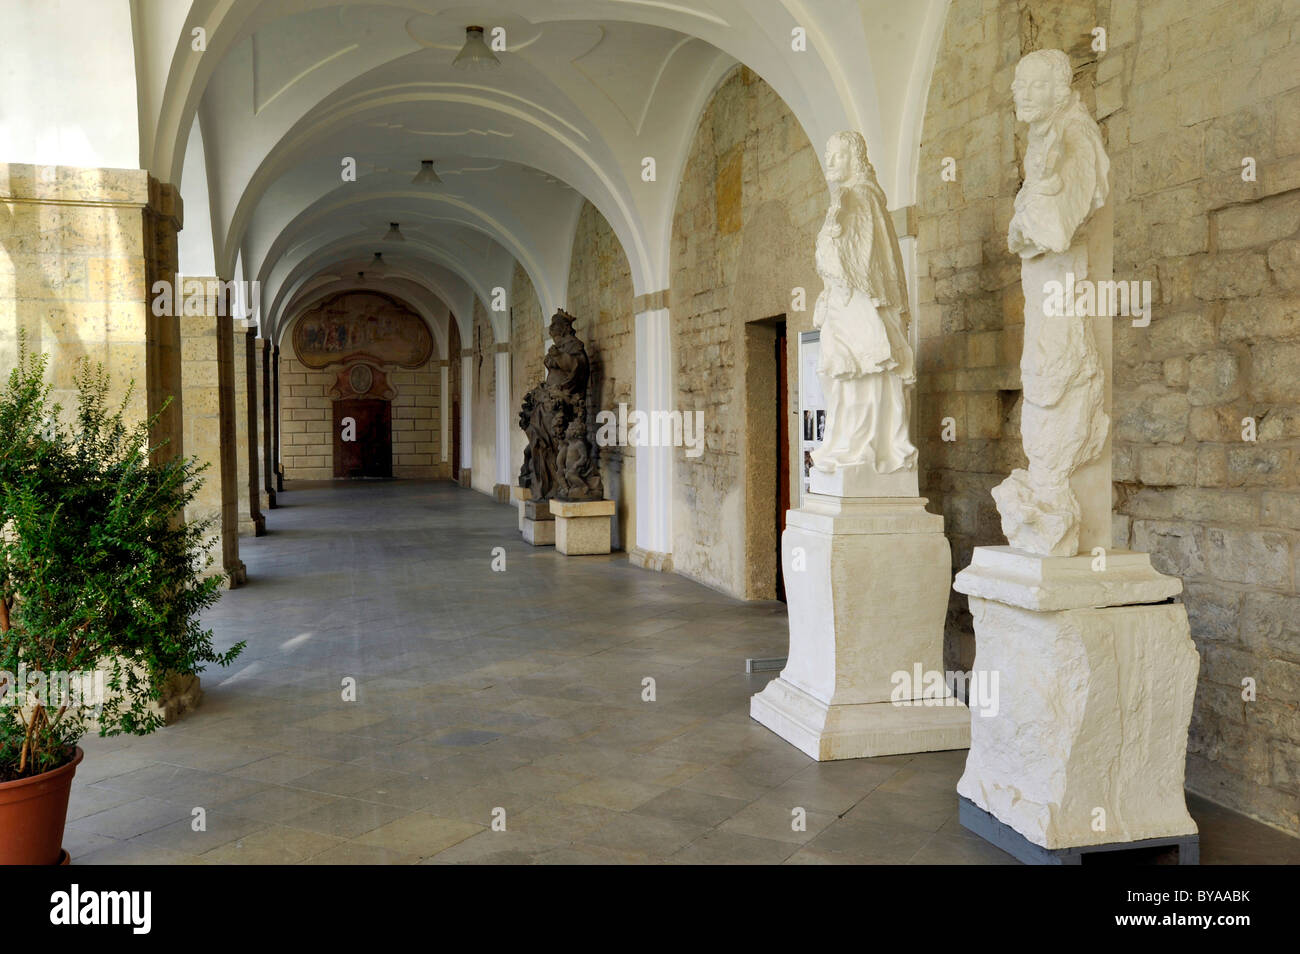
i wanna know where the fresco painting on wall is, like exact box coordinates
[293,291,434,369]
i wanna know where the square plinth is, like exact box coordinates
[751,495,965,759]
[550,499,615,555]
[523,499,553,521]
[751,677,970,760]
[954,546,1200,852]
[810,463,919,498]
[522,516,555,546]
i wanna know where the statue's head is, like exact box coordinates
[1012,50,1072,124]
[548,309,576,340]
[565,419,584,440]
[824,131,874,188]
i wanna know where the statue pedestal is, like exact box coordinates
[514,486,555,546]
[551,499,615,555]
[750,495,969,760]
[811,463,917,498]
[953,547,1199,851]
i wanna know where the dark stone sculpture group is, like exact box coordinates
[518,309,605,503]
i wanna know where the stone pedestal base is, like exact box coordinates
[750,494,969,760]
[811,462,918,498]
[551,499,615,555]
[953,547,1199,851]
[752,676,970,760]
[514,487,555,546]
[959,797,1199,865]
[224,559,248,589]
[628,546,673,572]
[523,515,555,546]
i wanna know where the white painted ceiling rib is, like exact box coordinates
[143,1,946,344]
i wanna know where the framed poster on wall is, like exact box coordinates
[798,330,825,502]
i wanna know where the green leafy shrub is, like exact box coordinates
[0,340,243,781]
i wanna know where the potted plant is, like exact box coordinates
[0,342,244,864]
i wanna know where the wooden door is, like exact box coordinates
[333,399,392,478]
[776,321,789,602]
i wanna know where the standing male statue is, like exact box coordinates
[993,49,1111,556]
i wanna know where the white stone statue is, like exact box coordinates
[993,50,1111,556]
[1006,50,1110,257]
[810,131,917,477]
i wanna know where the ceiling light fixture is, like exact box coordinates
[356,271,366,284]
[369,252,388,276]
[412,159,442,185]
[383,222,405,242]
[452,25,500,71]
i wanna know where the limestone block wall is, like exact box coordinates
[565,201,637,551]
[278,353,443,480]
[668,66,826,597]
[918,0,1300,834]
[278,308,444,481]
[0,165,182,452]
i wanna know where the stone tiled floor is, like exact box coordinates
[68,481,1300,864]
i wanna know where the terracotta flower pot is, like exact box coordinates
[0,747,83,865]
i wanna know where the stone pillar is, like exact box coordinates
[143,178,186,465]
[273,346,284,493]
[241,328,266,535]
[215,310,246,584]
[630,294,673,572]
[493,343,512,502]
[179,277,245,586]
[259,338,277,510]
[459,347,473,488]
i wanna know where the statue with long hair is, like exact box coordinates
[810,131,917,477]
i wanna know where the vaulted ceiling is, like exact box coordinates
[129,0,949,350]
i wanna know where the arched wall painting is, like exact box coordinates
[292,291,434,369]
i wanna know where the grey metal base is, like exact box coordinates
[958,796,1200,865]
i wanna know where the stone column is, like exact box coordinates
[493,343,512,502]
[259,338,277,510]
[242,328,266,535]
[215,309,246,584]
[179,277,245,586]
[630,294,673,571]
[143,178,186,465]
[459,347,473,488]
[273,346,284,493]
